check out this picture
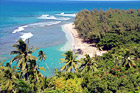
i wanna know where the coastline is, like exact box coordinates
[60,24,75,51]
[62,23,106,57]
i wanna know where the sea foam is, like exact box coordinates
[56,17,71,21]
[38,15,71,20]
[38,15,57,20]
[56,12,76,17]
[12,21,61,34]
[60,24,75,51]
[29,21,61,27]
[13,21,61,41]
[20,32,33,41]
[12,25,28,33]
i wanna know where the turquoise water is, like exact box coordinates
[33,44,65,77]
[0,1,140,77]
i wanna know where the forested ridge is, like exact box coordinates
[0,9,140,93]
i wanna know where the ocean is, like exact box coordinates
[0,1,140,77]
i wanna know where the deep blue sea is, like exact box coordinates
[0,1,140,77]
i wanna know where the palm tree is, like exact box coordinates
[79,54,98,74]
[122,53,136,68]
[38,50,52,76]
[10,39,37,75]
[60,51,78,72]
[26,60,45,92]
[0,65,18,92]
[112,48,136,69]
[38,50,46,63]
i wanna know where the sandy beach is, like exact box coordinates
[63,23,107,57]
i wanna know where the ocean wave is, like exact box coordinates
[12,25,28,33]
[29,21,61,27]
[38,15,71,20]
[38,15,57,20]
[12,21,61,34]
[20,32,33,41]
[56,17,71,21]
[56,12,76,17]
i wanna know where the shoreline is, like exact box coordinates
[62,23,106,57]
[60,24,75,51]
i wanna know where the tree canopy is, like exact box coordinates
[74,9,140,50]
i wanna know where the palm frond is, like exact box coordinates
[10,55,22,64]
[39,67,45,71]
[10,51,21,55]
[17,58,24,67]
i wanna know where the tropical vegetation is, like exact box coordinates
[74,8,140,50]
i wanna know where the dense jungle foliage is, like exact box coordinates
[0,9,140,93]
[74,8,140,50]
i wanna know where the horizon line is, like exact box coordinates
[2,0,140,2]
[68,0,139,1]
